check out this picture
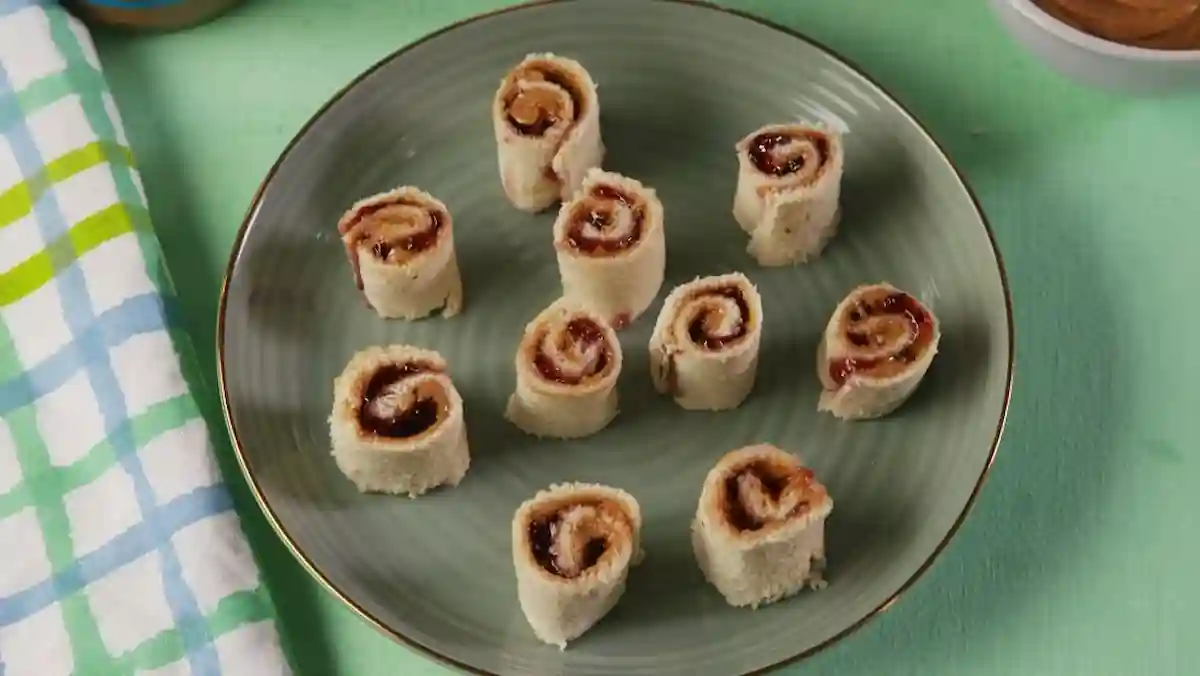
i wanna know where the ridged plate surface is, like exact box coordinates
[218,1,1013,674]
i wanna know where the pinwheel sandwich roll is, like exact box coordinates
[733,123,845,266]
[692,444,832,608]
[493,53,604,212]
[337,186,463,319]
[512,482,643,649]
[329,345,469,497]
[506,300,623,439]
[648,272,763,411]
[817,282,940,420]
[554,169,666,328]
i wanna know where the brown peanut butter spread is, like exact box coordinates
[503,62,583,136]
[827,288,935,388]
[508,84,566,135]
[1034,0,1200,50]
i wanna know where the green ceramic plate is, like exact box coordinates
[217,1,1013,674]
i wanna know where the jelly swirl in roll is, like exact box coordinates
[357,361,446,438]
[505,300,624,439]
[493,53,604,212]
[732,123,845,267]
[337,186,463,320]
[512,483,643,648]
[817,282,941,420]
[553,168,666,329]
[648,272,763,411]
[563,185,644,256]
[748,129,834,177]
[328,345,470,497]
[692,445,832,609]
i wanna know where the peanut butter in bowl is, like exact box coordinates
[1033,0,1200,50]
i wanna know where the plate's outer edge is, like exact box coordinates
[214,1,1016,674]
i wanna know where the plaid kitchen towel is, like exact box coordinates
[0,1,292,674]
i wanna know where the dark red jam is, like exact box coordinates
[828,292,934,387]
[528,513,608,577]
[748,131,830,177]
[722,463,814,532]
[339,198,444,291]
[687,286,751,350]
[565,185,644,254]
[533,318,610,385]
[358,362,442,438]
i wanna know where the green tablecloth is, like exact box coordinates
[91,0,1200,673]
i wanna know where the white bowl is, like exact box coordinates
[989,0,1200,93]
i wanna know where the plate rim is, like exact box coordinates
[214,0,1016,673]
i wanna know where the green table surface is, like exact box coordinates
[91,0,1199,673]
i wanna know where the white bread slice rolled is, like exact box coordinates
[692,444,832,608]
[328,345,469,497]
[512,482,643,649]
[817,282,940,420]
[553,169,666,329]
[493,53,604,212]
[648,272,763,411]
[337,186,463,319]
[505,300,623,439]
[732,123,844,266]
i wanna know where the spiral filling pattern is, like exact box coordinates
[528,315,614,386]
[339,195,447,289]
[678,285,752,350]
[562,184,646,255]
[828,289,935,387]
[501,60,585,137]
[356,361,449,438]
[720,460,824,533]
[747,129,832,182]
[526,498,635,579]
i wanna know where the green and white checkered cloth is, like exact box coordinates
[0,1,291,674]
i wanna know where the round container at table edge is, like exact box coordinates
[989,0,1200,94]
[66,0,244,31]
[215,1,1016,674]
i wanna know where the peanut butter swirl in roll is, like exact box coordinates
[692,445,833,608]
[649,273,763,411]
[336,186,463,320]
[329,345,470,497]
[817,282,941,420]
[1034,0,1200,50]
[506,300,624,439]
[340,198,444,283]
[493,53,604,212]
[554,169,666,329]
[503,61,585,136]
[733,123,845,267]
[512,482,643,648]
